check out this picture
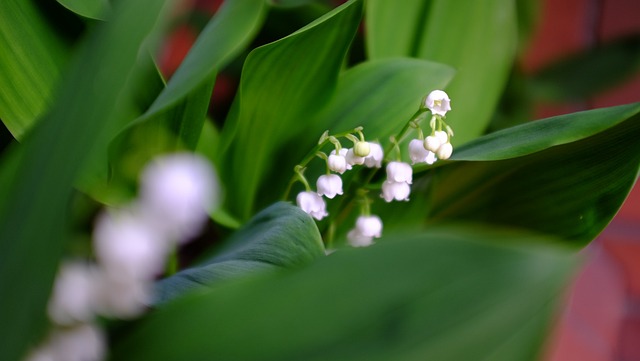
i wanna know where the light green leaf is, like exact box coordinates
[366,0,518,145]
[155,202,324,303]
[0,0,68,139]
[112,225,574,361]
[0,1,171,359]
[426,103,640,244]
[219,0,363,220]
[57,0,111,20]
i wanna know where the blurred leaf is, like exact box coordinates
[267,0,318,8]
[529,35,640,102]
[219,0,363,220]
[57,0,110,20]
[0,0,68,139]
[366,0,518,145]
[425,103,640,245]
[155,202,324,303]
[0,1,171,359]
[113,225,574,361]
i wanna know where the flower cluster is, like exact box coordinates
[293,90,453,249]
[26,154,218,361]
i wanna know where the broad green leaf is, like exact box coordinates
[529,35,640,102]
[0,1,171,359]
[112,225,574,361]
[219,0,363,220]
[0,0,68,139]
[366,0,518,145]
[268,0,318,7]
[155,202,324,303]
[57,0,111,20]
[310,58,455,139]
[426,103,640,245]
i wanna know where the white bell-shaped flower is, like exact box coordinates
[355,215,383,238]
[364,142,384,168]
[330,148,352,171]
[328,153,347,174]
[47,262,98,326]
[346,148,365,166]
[347,229,374,247]
[409,139,431,164]
[93,209,169,280]
[94,270,152,319]
[386,161,413,184]
[316,174,343,199]
[426,150,437,165]
[425,90,451,116]
[437,142,453,160]
[46,323,106,361]
[381,180,411,202]
[296,191,328,220]
[434,130,449,145]
[139,153,218,241]
[424,135,441,153]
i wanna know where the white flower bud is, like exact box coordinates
[346,148,365,165]
[354,141,370,157]
[363,142,384,168]
[327,153,347,174]
[355,215,383,238]
[386,161,413,184]
[316,174,343,199]
[409,139,431,164]
[437,142,453,160]
[296,191,328,220]
[424,135,441,152]
[425,90,451,116]
[381,180,411,202]
[435,130,448,145]
[347,229,374,247]
[47,262,98,326]
[330,148,352,171]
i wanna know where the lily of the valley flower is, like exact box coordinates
[346,148,365,166]
[381,180,411,202]
[47,262,98,326]
[363,142,384,168]
[296,191,328,220]
[425,90,451,116]
[409,139,436,165]
[424,135,441,153]
[355,215,383,238]
[328,153,347,174]
[386,161,413,184]
[436,142,453,160]
[330,148,352,171]
[347,229,374,247]
[316,174,343,199]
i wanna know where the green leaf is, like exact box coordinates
[267,0,318,7]
[0,1,171,359]
[57,0,111,20]
[112,225,574,361]
[310,58,455,139]
[366,0,518,145]
[0,0,68,139]
[155,202,325,303]
[427,103,640,245]
[219,0,363,220]
[529,35,640,102]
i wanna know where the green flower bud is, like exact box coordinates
[354,141,370,157]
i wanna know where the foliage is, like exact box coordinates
[0,0,638,360]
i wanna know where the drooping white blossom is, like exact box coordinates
[296,191,328,220]
[47,262,98,326]
[363,142,383,168]
[139,153,218,241]
[426,151,437,165]
[328,153,347,174]
[434,130,449,145]
[346,148,365,166]
[381,180,411,202]
[425,90,451,116]
[409,139,431,164]
[93,270,152,319]
[34,323,106,361]
[436,142,453,160]
[355,215,383,238]
[347,229,374,248]
[386,162,413,184]
[424,135,441,153]
[330,148,352,171]
[316,174,343,199]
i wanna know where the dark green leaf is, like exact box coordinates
[529,35,640,102]
[219,0,363,220]
[0,1,170,359]
[155,202,324,303]
[112,225,575,361]
[427,103,640,245]
[57,0,110,20]
[0,0,68,139]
